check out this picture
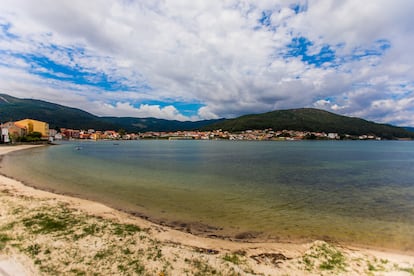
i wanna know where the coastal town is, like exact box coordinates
[0,122,413,276]
[1,118,383,143]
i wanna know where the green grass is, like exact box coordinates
[188,258,220,276]
[73,223,102,240]
[122,247,132,255]
[317,243,346,271]
[0,233,11,250]
[302,255,314,271]
[94,249,113,260]
[128,259,146,274]
[82,223,100,236]
[69,268,86,276]
[146,245,163,261]
[302,242,347,272]
[26,243,41,256]
[223,253,242,265]
[399,267,414,275]
[367,262,376,271]
[0,221,16,231]
[22,212,79,234]
[112,223,141,236]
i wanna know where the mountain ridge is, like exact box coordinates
[0,93,413,139]
[202,108,414,139]
[404,126,414,133]
[0,94,222,132]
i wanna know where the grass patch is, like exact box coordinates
[12,207,24,215]
[147,245,163,261]
[112,223,141,236]
[223,253,242,265]
[117,264,126,272]
[380,259,389,264]
[399,267,414,275]
[34,259,42,265]
[302,242,347,272]
[302,255,314,271]
[187,258,221,276]
[367,261,378,271]
[365,258,389,272]
[83,223,100,236]
[122,247,132,255]
[0,221,16,231]
[26,243,41,256]
[128,259,146,274]
[94,249,113,260]
[69,268,86,275]
[74,223,101,240]
[22,211,79,234]
[317,243,346,271]
[0,233,11,250]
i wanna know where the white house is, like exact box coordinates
[328,133,339,139]
[1,127,9,143]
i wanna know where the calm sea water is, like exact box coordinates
[2,140,414,251]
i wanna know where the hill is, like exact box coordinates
[0,94,220,132]
[102,117,223,132]
[202,108,414,139]
[0,94,117,130]
[404,127,414,133]
[1,94,412,138]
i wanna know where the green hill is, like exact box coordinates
[1,94,412,138]
[0,94,117,130]
[202,108,414,139]
[0,94,220,132]
[102,117,223,132]
[404,127,414,133]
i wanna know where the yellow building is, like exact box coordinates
[14,119,50,138]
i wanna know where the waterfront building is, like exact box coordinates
[14,118,50,138]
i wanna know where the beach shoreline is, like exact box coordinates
[0,144,413,275]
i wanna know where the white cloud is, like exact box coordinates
[94,102,193,121]
[0,0,413,125]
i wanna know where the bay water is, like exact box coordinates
[1,140,414,251]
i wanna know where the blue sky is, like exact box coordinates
[0,1,414,125]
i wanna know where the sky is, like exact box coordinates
[0,0,414,126]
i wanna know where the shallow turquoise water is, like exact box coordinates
[2,140,414,250]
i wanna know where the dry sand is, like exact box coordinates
[0,144,413,275]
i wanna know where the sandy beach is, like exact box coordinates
[0,145,413,275]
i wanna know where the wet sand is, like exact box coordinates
[0,144,413,275]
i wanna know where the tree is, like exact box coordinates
[20,131,43,142]
[28,122,34,133]
[28,132,42,139]
[118,129,126,137]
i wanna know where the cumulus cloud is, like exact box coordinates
[93,102,192,121]
[0,0,413,125]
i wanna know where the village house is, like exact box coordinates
[90,131,102,140]
[0,121,27,143]
[14,118,49,138]
[60,128,80,139]
[328,133,339,139]
[103,130,119,139]
[0,127,8,143]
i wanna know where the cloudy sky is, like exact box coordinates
[1,0,414,125]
